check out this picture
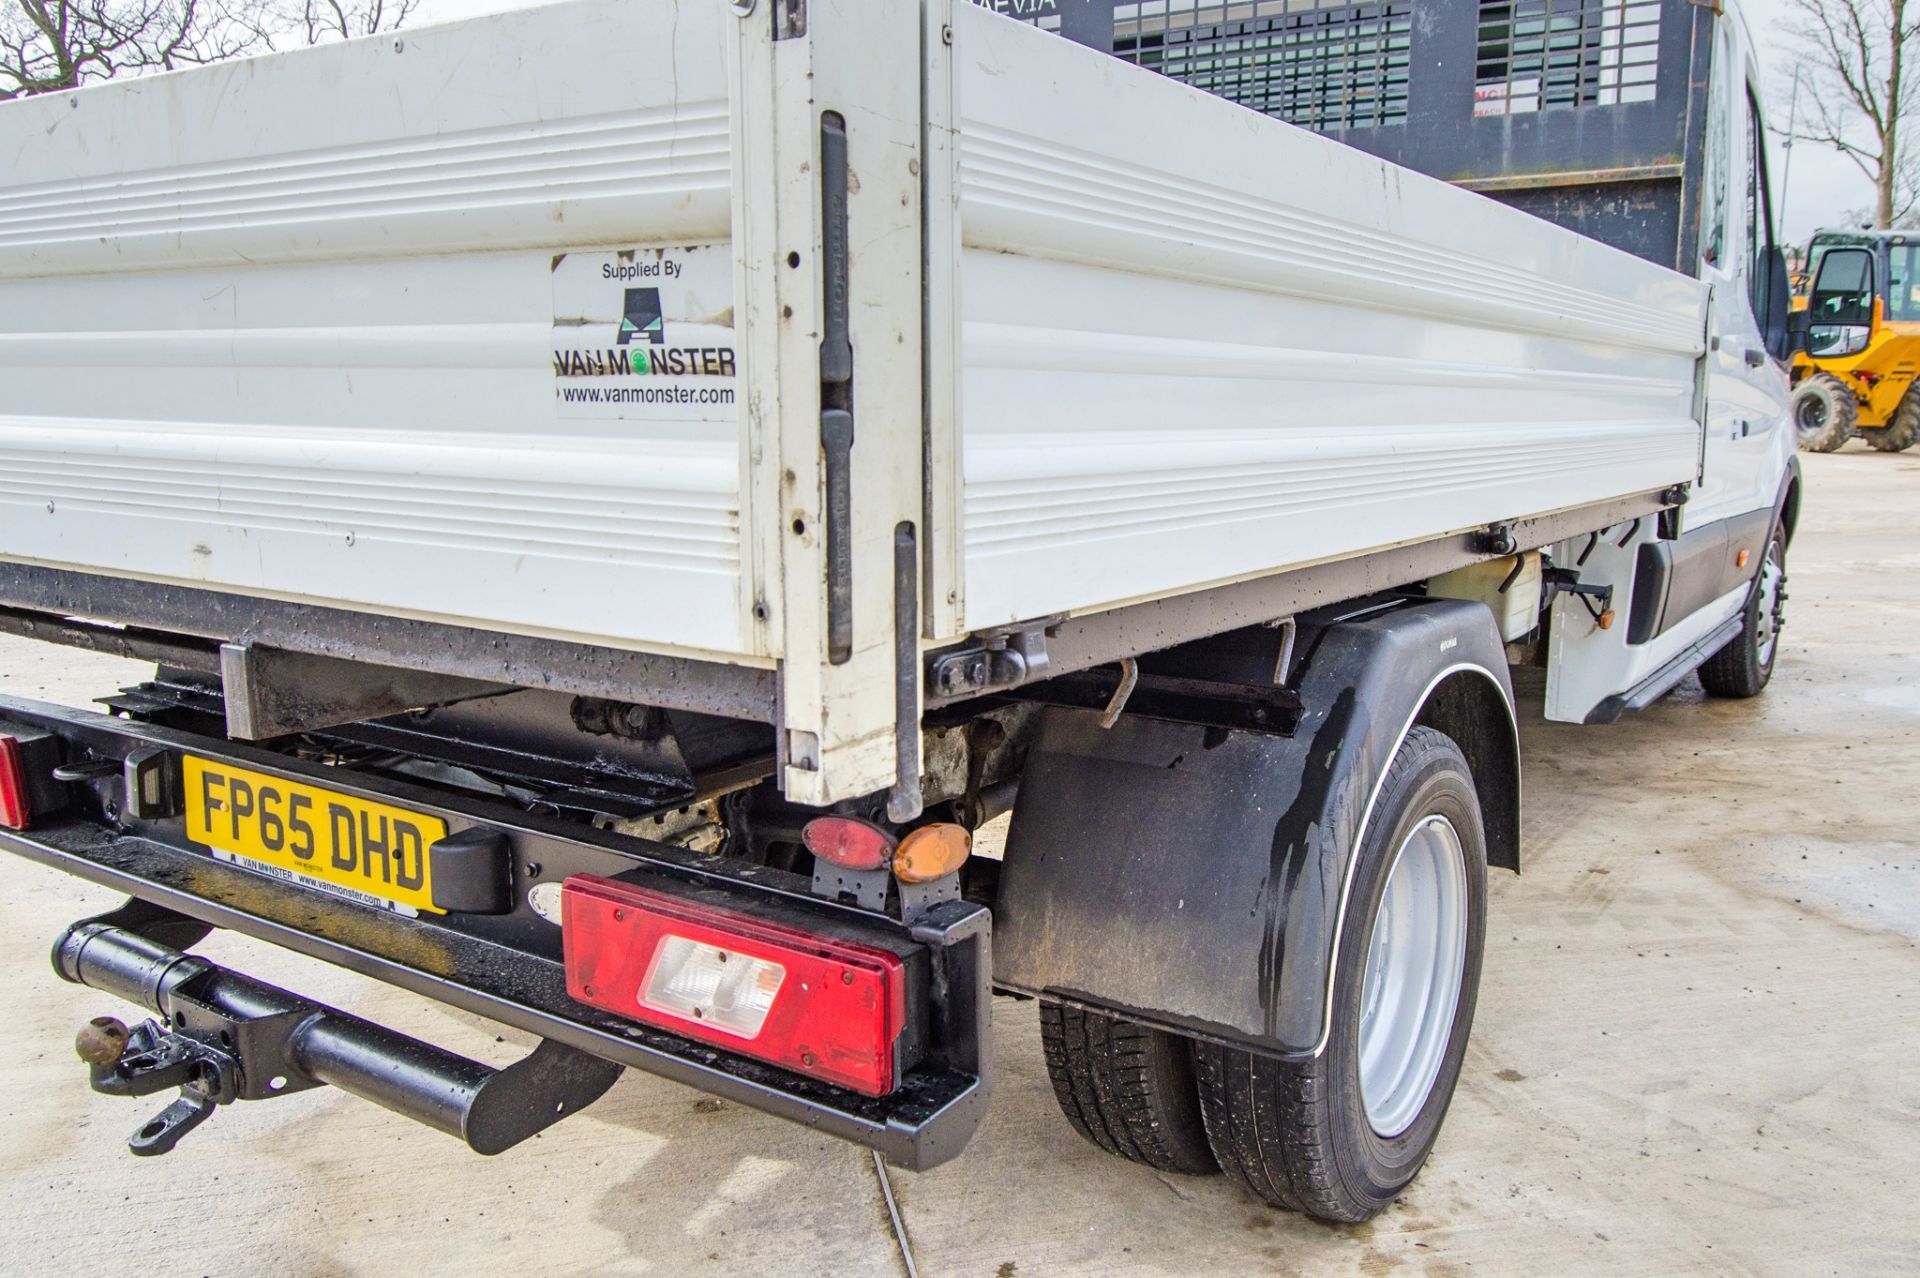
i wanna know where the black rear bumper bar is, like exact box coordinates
[0,698,991,1171]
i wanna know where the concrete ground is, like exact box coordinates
[1,447,1916,1277]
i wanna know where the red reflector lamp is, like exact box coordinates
[0,735,29,830]
[561,875,907,1096]
[801,815,895,870]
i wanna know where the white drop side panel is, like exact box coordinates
[0,1,751,660]
[949,8,1709,630]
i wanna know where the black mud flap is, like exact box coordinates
[993,598,1518,1058]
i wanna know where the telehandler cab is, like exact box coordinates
[1791,230,1920,452]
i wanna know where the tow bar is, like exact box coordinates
[54,898,623,1156]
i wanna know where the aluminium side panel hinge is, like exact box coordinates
[926,618,1064,701]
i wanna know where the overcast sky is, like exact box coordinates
[406,0,1877,246]
[1738,0,1879,241]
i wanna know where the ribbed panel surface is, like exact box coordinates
[0,0,749,656]
[952,6,1709,629]
[959,122,1704,355]
[0,421,739,573]
[0,106,729,253]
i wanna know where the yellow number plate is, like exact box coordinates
[183,756,447,916]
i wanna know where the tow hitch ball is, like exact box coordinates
[74,1014,266,1156]
[55,900,623,1158]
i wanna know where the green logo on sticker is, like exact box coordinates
[629,348,651,375]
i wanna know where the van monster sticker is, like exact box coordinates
[552,247,737,422]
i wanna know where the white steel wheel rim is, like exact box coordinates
[1753,538,1785,667]
[1358,813,1469,1139]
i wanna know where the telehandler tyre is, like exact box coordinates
[1859,388,1920,452]
[1791,373,1855,452]
[1194,727,1486,1223]
[1039,1001,1218,1174]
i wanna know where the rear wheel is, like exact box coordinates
[1039,1000,1217,1175]
[1792,373,1856,452]
[1195,727,1487,1223]
[1860,388,1920,452]
[1699,530,1786,698]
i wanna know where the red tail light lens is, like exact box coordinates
[800,816,895,870]
[0,736,29,830]
[561,875,907,1096]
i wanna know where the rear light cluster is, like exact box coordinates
[0,735,29,830]
[561,875,907,1096]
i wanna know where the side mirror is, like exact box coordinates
[1763,245,1793,361]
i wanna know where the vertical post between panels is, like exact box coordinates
[923,0,967,644]
[730,0,930,807]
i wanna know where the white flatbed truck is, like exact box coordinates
[0,0,1798,1221]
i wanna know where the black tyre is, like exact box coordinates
[1699,529,1786,698]
[1860,388,1920,452]
[1195,726,1487,1223]
[1039,1000,1217,1175]
[1791,373,1856,452]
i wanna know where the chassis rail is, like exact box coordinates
[0,697,991,1171]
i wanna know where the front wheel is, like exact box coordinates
[1698,531,1786,698]
[1791,373,1856,452]
[1195,726,1487,1223]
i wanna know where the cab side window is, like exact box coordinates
[1700,28,1732,270]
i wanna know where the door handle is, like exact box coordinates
[1744,347,1766,368]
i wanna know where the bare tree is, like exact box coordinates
[2,2,246,97]
[240,0,417,52]
[0,0,413,100]
[1779,0,1920,228]
[289,0,415,43]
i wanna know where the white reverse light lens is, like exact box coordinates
[640,935,786,1039]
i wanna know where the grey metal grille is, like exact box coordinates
[1474,0,1660,116]
[1108,1,1412,130]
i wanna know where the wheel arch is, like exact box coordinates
[1778,460,1803,547]
[1413,667,1519,873]
[992,598,1517,1061]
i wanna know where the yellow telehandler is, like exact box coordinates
[1791,230,1920,452]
